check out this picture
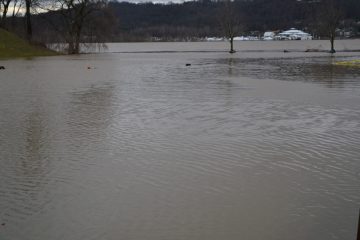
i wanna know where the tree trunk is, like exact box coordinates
[68,38,75,54]
[0,1,11,29]
[74,39,80,54]
[229,36,235,53]
[67,25,82,54]
[0,13,7,29]
[330,34,335,53]
[25,0,32,41]
[74,26,82,54]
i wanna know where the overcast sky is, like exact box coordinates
[117,0,189,4]
[8,0,187,16]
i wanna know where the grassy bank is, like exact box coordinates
[0,29,57,59]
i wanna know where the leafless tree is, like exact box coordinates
[0,0,12,28]
[218,0,239,54]
[40,0,110,54]
[317,0,342,53]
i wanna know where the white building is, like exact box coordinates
[276,28,312,40]
[263,31,276,40]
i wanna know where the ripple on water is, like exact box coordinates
[0,51,359,240]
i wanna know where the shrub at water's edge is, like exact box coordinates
[0,29,57,59]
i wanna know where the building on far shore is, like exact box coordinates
[262,28,312,40]
[263,31,276,40]
[275,28,313,40]
[206,28,313,42]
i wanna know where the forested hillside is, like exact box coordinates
[107,0,360,41]
[6,0,360,44]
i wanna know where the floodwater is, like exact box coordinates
[1,41,360,240]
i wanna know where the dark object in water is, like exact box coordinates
[305,48,320,52]
[283,50,289,53]
[1,223,5,226]
[186,63,191,66]
[0,66,5,70]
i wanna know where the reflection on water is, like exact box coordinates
[68,84,115,144]
[24,110,48,177]
[0,104,52,235]
[0,43,360,240]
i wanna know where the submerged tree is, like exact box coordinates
[41,0,113,54]
[317,0,343,53]
[218,0,240,54]
[63,0,106,54]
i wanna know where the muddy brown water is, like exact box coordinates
[1,41,360,240]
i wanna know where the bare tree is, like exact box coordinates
[0,0,12,28]
[317,0,342,53]
[40,0,109,54]
[218,0,239,54]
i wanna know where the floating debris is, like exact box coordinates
[0,66,5,70]
[305,48,320,52]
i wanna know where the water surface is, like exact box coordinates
[1,41,360,240]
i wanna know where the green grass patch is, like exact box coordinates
[0,28,58,59]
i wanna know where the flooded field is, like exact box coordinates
[1,41,360,240]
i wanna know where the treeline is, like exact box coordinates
[108,0,360,41]
[1,0,360,53]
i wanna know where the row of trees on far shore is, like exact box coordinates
[0,0,358,54]
[0,0,115,53]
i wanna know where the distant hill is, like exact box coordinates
[27,0,360,42]
[0,28,56,58]
[106,0,360,41]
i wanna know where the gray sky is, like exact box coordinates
[117,0,188,3]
